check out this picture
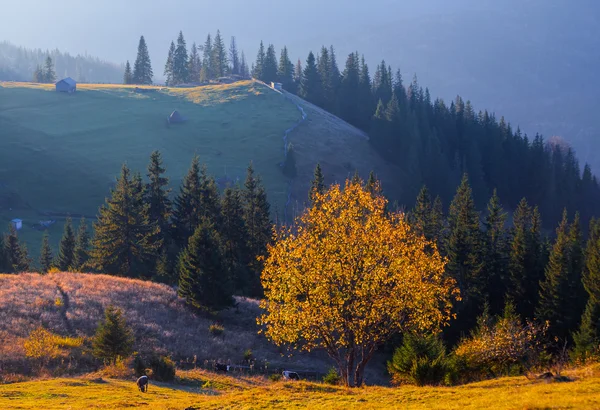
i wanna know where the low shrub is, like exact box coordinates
[209,323,224,336]
[244,349,253,362]
[101,356,133,379]
[269,373,282,382]
[322,367,341,385]
[23,327,84,367]
[388,333,449,386]
[149,355,176,382]
[133,354,147,377]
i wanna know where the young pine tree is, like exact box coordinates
[123,60,133,85]
[172,156,202,247]
[56,217,76,271]
[199,164,221,225]
[92,305,134,364]
[44,56,56,83]
[39,232,54,273]
[188,42,201,83]
[243,163,272,297]
[253,41,266,80]
[573,218,600,360]
[72,217,90,271]
[483,189,508,315]
[309,163,325,206]
[229,36,240,75]
[90,164,159,277]
[4,224,31,272]
[132,35,153,85]
[299,51,323,106]
[164,41,175,86]
[211,30,228,78]
[278,46,295,92]
[172,31,189,85]
[146,151,171,244]
[200,33,213,82]
[262,44,278,83]
[178,220,233,312]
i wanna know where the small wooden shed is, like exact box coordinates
[271,82,283,91]
[55,77,77,93]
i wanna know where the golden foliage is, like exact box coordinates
[23,327,83,363]
[259,179,458,385]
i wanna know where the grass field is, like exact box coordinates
[1,365,599,409]
[0,81,300,254]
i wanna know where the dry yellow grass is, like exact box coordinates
[0,365,599,409]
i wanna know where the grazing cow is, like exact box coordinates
[137,375,149,392]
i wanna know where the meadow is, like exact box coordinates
[0,365,599,409]
[0,81,300,253]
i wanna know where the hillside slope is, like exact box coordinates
[0,80,397,252]
[0,272,387,383]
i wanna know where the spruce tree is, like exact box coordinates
[243,163,272,296]
[146,151,171,243]
[211,30,228,78]
[200,33,213,81]
[90,164,159,277]
[39,232,53,273]
[567,213,586,333]
[4,224,31,272]
[262,44,278,83]
[178,220,233,312]
[229,36,240,75]
[220,186,251,294]
[92,305,134,364]
[239,51,249,78]
[132,35,153,85]
[573,218,600,360]
[410,186,433,240]
[73,217,90,272]
[299,51,322,106]
[199,164,221,225]
[537,209,572,342]
[444,174,484,341]
[278,46,295,92]
[33,65,44,83]
[172,31,188,85]
[309,163,325,206]
[172,156,202,247]
[44,55,56,83]
[253,41,266,80]
[188,42,201,83]
[164,41,175,86]
[56,217,76,271]
[123,60,133,85]
[483,189,508,315]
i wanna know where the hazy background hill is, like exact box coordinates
[1,0,598,171]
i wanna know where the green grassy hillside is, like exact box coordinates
[1,365,599,409]
[0,81,300,252]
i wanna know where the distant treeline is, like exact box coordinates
[0,41,123,83]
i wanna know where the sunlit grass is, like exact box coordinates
[1,365,599,409]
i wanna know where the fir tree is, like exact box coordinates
[243,163,272,297]
[44,55,56,83]
[132,35,153,84]
[573,218,600,360]
[92,305,134,364]
[199,164,221,225]
[277,46,295,91]
[262,44,278,83]
[294,58,302,85]
[444,174,484,341]
[200,33,213,81]
[309,163,325,206]
[567,213,586,332]
[4,224,31,272]
[90,164,159,277]
[229,36,240,75]
[33,64,44,83]
[239,51,249,78]
[483,189,508,315]
[164,41,175,85]
[187,42,201,83]
[172,156,202,246]
[178,220,233,312]
[56,217,76,271]
[211,30,228,78]
[220,186,251,294]
[146,151,171,243]
[39,232,53,273]
[537,209,572,342]
[123,60,133,85]
[253,41,266,80]
[172,31,188,85]
[72,217,90,272]
[299,51,322,106]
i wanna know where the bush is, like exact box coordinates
[322,367,341,385]
[209,323,224,336]
[148,355,176,382]
[92,305,134,364]
[269,373,282,382]
[133,354,147,377]
[244,349,253,362]
[387,333,449,386]
[101,356,133,379]
[23,327,84,367]
[453,303,547,380]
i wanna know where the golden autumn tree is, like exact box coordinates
[259,179,458,387]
